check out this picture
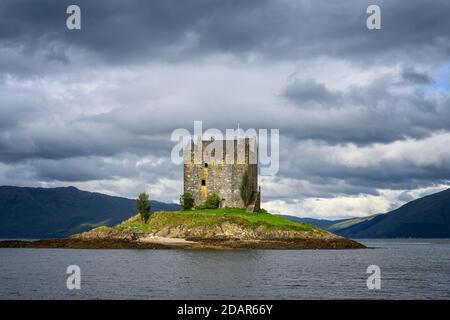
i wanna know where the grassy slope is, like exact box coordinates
[99,208,323,234]
[327,214,383,232]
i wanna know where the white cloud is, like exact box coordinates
[330,132,450,169]
[263,184,450,219]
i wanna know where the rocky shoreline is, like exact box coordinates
[0,236,365,250]
[0,210,367,250]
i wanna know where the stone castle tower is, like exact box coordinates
[184,137,260,212]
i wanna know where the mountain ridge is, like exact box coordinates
[282,188,450,238]
[0,185,179,238]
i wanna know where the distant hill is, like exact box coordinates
[0,186,180,239]
[282,189,450,238]
[278,216,349,230]
[325,214,383,234]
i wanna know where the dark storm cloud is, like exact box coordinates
[1,0,450,72]
[1,0,270,68]
[0,121,173,163]
[274,133,450,198]
[401,69,433,84]
[29,154,180,182]
[1,0,450,207]
[281,79,340,107]
[279,74,450,144]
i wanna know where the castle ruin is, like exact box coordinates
[184,137,260,212]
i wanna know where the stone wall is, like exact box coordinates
[184,138,258,208]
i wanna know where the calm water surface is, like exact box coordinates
[1,239,449,299]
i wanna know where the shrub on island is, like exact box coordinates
[196,193,221,209]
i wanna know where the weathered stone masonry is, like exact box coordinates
[184,138,260,212]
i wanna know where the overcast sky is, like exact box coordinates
[1,0,450,218]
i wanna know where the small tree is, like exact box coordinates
[180,192,194,210]
[240,171,252,207]
[136,192,151,223]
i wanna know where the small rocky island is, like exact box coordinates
[0,209,364,249]
[0,137,365,250]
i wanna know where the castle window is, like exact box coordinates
[204,163,208,168]
[201,179,206,186]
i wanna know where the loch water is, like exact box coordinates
[1,239,449,299]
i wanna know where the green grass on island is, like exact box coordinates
[97,208,323,235]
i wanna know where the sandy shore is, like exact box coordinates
[138,235,197,246]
